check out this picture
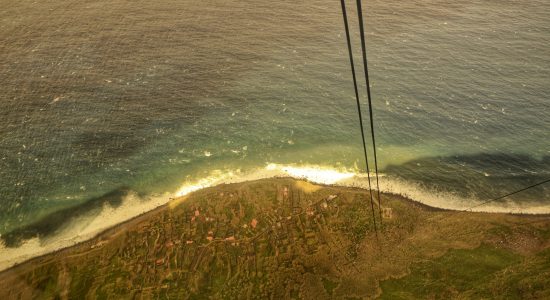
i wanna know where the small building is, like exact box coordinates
[382,207,393,219]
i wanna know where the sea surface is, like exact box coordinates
[0,0,549,267]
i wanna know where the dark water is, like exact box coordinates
[1,0,549,238]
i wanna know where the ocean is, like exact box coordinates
[0,0,549,268]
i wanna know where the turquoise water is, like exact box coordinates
[1,0,549,241]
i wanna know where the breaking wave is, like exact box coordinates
[1,163,549,271]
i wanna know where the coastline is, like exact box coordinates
[1,177,548,299]
[0,176,548,276]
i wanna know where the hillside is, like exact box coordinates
[0,178,549,299]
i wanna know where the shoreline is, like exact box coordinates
[1,176,549,275]
[1,177,549,298]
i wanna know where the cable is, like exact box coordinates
[465,178,550,212]
[340,0,378,236]
[447,178,550,229]
[355,0,383,220]
[432,178,550,224]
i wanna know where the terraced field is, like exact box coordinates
[0,178,548,299]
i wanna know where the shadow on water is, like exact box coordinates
[3,153,549,248]
[1,188,130,248]
[384,153,550,203]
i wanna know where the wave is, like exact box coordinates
[1,163,549,271]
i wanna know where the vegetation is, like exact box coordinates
[379,245,521,299]
[0,178,548,299]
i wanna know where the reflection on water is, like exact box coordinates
[0,0,549,271]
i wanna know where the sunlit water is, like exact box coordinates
[0,0,549,268]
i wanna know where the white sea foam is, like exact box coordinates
[1,163,549,271]
[0,192,170,271]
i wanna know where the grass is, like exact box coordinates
[483,248,550,299]
[321,277,338,296]
[378,244,522,299]
[1,179,548,299]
